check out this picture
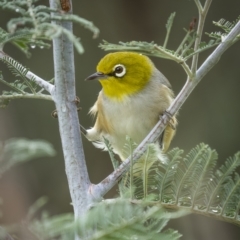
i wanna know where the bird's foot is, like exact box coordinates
[160,110,176,130]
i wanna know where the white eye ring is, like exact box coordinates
[113,64,126,77]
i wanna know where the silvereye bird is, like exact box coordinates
[85,52,177,164]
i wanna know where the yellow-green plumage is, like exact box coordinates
[97,52,153,100]
[86,52,177,164]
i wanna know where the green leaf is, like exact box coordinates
[100,40,184,63]
[105,141,240,226]
[23,199,186,240]
[0,0,99,54]
[0,98,10,108]
[206,16,240,43]
[163,12,176,48]
[0,138,56,176]
[1,56,37,93]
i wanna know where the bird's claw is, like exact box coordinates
[51,109,58,118]
[160,110,176,130]
[74,96,82,112]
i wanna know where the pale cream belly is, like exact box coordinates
[101,98,160,160]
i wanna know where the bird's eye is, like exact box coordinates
[113,64,126,77]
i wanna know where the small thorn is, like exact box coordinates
[51,109,58,118]
[189,17,197,31]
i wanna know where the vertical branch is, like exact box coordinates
[191,0,212,74]
[49,0,92,219]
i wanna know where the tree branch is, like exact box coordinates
[49,0,92,222]
[0,93,53,101]
[191,0,212,74]
[0,50,55,94]
[91,18,240,200]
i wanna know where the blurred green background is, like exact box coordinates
[0,0,240,239]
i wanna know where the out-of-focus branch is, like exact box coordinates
[0,50,55,94]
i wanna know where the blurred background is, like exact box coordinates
[0,0,240,239]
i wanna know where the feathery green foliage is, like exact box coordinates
[7,140,239,239]
[1,56,37,93]
[163,12,176,48]
[106,141,240,226]
[121,142,160,200]
[99,39,217,77]
[104,137,120,171]
[100,40,184,62]
[0,1,240,239]
[0,56,53,107]
[100,15,240,77]
[0,138,56,177]
[0,26,50,56]
[7,199,183,240]
[206,152,240,213]
[0,0,99,55]
[206,16,240,43]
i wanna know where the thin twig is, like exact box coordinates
[175,30,192,55]
[0,93,53,101]
[152,45,193,77]
[191,0,212,74]
[180,32,196,57]
[163,12,176,48]
[0,50,54,94]
[184,41,220,61]
[0,78,26,94]
[194,0,203,13]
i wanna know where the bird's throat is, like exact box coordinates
[99,77,147,101]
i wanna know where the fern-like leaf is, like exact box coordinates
[0,138,56,177]
[163,12,176,48]
[3,199,182,240]
[0,0,99,54]
[158,148,183,203]
[207,16,240,43]
[173,143,210,206]
[220,173,240,218]
[100,40,184,63]
[206,152,240,213]
[1,56,38,93]
[107,141,240,225]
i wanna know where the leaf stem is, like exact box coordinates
[143,146,150,199]
[163,12,176,48]
[0,78,26,94]
[130,138,134,200]
[175,30,192,55]
[0,50,55,94]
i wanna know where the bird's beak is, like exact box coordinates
[85,72,107,81]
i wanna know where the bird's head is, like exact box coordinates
[85,52,154,101]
